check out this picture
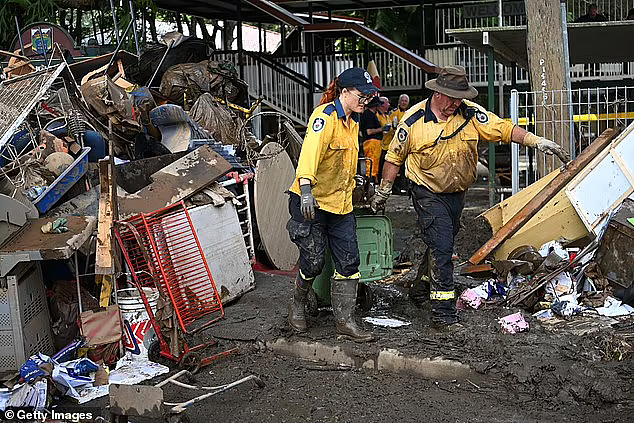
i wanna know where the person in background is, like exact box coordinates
[575,3,607,22]
[286,67,376,342]
[392,94,410,127]
[377,96,393,180]
[370,65,568,329]
[360,96,387,182]
[390,93,411,193]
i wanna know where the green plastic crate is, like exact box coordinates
[311,215,393,307]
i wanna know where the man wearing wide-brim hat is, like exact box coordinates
[370,65,569,329]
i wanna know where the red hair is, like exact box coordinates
[319,78,342,105]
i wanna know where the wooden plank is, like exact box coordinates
[469,128,619,265]
[96,159,113,275]
[480,169,560,233]
[254,143,298,270]
[492,191,588,260]
[118,145,232,217]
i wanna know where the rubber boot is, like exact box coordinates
[331,278,375,342]
[288,274,311,333]
[409,247,431,307]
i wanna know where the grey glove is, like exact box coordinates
[300,184,319,220]
[369,179,394,214]
[536,137,570,163]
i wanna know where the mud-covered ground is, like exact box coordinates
[119,183,633,423]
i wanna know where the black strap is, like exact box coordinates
[436,107,477,142]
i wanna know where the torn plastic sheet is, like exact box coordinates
[52,361,94,399]
[539,240,570,260]
[72,357,169,404]
[499,312,529,334]
[363,316,412,328]
[595,296,634,317]
[551,294,584,318]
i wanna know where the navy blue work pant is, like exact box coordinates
[411,184,465,324]
[286,193,360,280]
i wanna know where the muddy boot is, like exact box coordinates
[331,278,375,342]
[409,247,431,307]
[288,274,311,333]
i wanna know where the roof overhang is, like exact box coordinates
[154,0,421,22]
[446,21,634,68]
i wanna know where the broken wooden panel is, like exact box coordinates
[481,178,588,261]
[566,123,634,235]
[0,216,95,276]
[470,128,619,264]
[118,145,232,217]
[189,203,255,304]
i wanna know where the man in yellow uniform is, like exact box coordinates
[390,94,410,192]
[370,66,568,328]
[391,94,410,127]
[287,67,377,342]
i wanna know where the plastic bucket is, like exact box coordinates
[118,287,159,360]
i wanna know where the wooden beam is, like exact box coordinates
[468,128,620,265]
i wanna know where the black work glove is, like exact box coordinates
[300,184,319,220]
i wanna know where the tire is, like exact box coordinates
[178,351,201,374]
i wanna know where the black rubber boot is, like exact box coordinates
[288,274,311,333]
[409,247,431,307]
[331,278,375,342]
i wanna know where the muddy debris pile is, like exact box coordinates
[457,125,634,337]
[0,34,302,418]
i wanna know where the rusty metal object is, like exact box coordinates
[460,263,495,277]
[596,198,634,289]
[469,128,620,265]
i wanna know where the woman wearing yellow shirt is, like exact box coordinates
[286,67,377,342]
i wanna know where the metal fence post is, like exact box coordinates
[510,89,520,195]
[487,45,496,206]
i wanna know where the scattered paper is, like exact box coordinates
[595,296,634,317]
[499,312,529,334]
[533,309,555,319]
[363,316,412,328]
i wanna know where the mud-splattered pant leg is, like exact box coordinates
[287,194,328,279]
[325,212,360,278]
[411,184,465,324]
[286,193,360,280]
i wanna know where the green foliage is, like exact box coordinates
[0,0,59,48]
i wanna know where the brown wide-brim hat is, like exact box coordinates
[425,65,478,99]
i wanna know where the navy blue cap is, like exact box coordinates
[337,67,378,95]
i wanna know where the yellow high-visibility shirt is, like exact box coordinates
[289,98,360,215]
[386,98,515,193]
[377,112,392,151]
[391,107,408,126]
